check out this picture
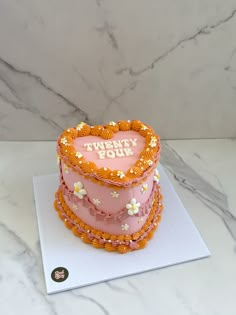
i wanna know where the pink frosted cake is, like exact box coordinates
[54,120,163,253]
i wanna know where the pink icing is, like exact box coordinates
[55,186,162,247]
[61,161,155,214]
[73,130,145,172]
[60,160,156,234]
[64,194,150,235]
[60,172,158,222]
[57,129,161,237]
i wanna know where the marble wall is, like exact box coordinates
[0,0,236,140]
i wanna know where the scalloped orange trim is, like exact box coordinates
[61,159,157,190]
[118,120,131,131]
[54,188,163,253]
[106,121,119,133]
[100,128,114,139]
[90,125,104,136]
[57,120,160,187]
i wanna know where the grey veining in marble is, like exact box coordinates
[0,57,89,139]
[161,142,236,241]
[1,139,236,314]
[117,9,236,77]
[0,221,55,314]
[0,1,236,140]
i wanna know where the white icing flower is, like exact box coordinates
[75,151,83,158]
[141,184,148,193]
[111,191,119,198]
[138,217,144,224]
[93,198,101,206]
[72,203,78,210]
[60,137,67,145]
[74,181,87,199]
[147,159,153,166]
[76,122,85,131]
[57,154,60,165]
[121,223,129,231]
[109,121,116,126]
[149,136,157,148]
[141,124,148,130]
[154,169,160,184]
[63,164,69,174]
[117,170,125,179]
[126,198,140,216]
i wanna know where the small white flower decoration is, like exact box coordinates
[117,171,125,179]
[141,184,148,193]
[60,137,67,145]
[72,203,78,210]
[121,223,129,231]
[74,181,87,199]
[126,198,140,216]
[149,136,157,148]
[111,191,119,198]
[154,169,160,184]
[75,151,83,158]
[147,159,153,166]
[138,217,144,224]
[141,124,148,130]
[76,122,85,131]
[63,164,69,174]
[93,198,101,206]
[57,154,60,165]
[109,121,116,126]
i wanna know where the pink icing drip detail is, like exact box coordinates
[60,169,159,223]
[55,186,162,248]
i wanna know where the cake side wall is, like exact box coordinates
[60,161,156,235]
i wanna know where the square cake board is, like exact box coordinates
[33,165,210,294]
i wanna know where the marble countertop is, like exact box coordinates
[1,139,236,315]
[1,1,236,140]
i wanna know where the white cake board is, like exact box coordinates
[33,165,210,294]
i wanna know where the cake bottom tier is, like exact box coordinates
[54,186,163,254]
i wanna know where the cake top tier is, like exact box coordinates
[57,120,160,187]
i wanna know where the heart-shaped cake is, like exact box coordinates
[54,120,163,253]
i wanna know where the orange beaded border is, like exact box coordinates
[54,187,163,254]
[60,159,158,191]
[57,120,161,188]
